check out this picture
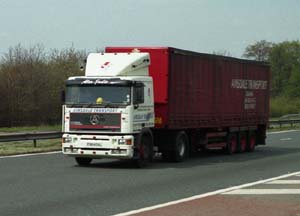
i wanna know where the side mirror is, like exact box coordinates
[61,90,65,103]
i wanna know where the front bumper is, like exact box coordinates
[62,134,135,159]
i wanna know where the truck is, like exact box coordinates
[62,47,270,167]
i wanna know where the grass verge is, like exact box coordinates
[0,139,61,156]
[0,125,61,133]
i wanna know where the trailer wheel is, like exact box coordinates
[172,131,189,162]
[134,133,153,168]
[226,133,237,154]
[75,157,92,166]
[247,132,256,152]
[238,132,247,153]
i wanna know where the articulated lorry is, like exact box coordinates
[62,47,270,167]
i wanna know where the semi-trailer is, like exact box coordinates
[62,47,270,167]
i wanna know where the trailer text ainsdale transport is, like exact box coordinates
[62,47,270,167]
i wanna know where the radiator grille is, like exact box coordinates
[70,113,121,131]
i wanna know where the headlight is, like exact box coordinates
[118,139,126,145]
[118,138,132,145]
[63,137,72,143]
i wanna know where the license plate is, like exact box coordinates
[86,143,103,147]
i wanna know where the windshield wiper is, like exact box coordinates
[65,102,124,108]
[65,103,93,108]
[77,103,115,108]
[103,102,118,108]
[84,103,95,108]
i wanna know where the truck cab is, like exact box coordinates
[62,52,154,166]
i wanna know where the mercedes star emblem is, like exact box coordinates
[90,114,101,125]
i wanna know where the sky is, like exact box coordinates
[0,0,299,57]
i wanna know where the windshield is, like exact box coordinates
[65,85,131,106]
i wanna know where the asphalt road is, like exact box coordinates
[1,130,300,216]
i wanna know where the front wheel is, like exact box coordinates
[75,157,92,166]
[134,133,153,168]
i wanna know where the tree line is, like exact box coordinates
[243,40,300,117]
[0,44,86,127]
[0,41,299,127]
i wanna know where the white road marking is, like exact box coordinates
[267,130,300,134]
[223,189,300,195]
[0,151,61,159]
[280,138,292,141]
[265,180,300,184]
[113,171,300,216]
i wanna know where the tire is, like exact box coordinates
[172,131,189,162]
[226,133,237,155]
[134,133,153,168]
[247,132,256,152]
[75,157,92,166]
[238,132,247,153]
